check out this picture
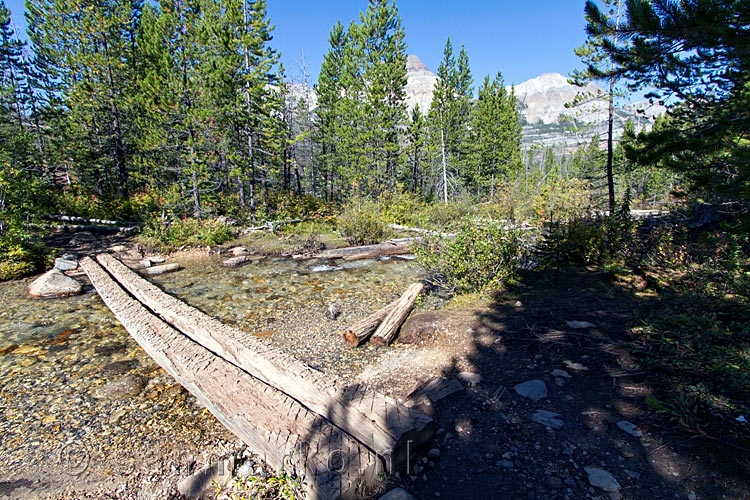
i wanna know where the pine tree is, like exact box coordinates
[407,103,426,194]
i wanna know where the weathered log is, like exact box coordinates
[95,253,432,470]
[81,257,380,500]
[371,283,425,347]
[405,377,463,406]
[387,223,455,238]
[46,215,138,226]
[341,301,398,347]
[294,241,410,261]
[244,217,314,233]
[25,222,138,233]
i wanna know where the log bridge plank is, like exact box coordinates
[83,255,434,499]
[81,257,377,499]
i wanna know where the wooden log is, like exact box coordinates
[25,222,138,233]
[387,223,455,238]
[80,257,381,500]
[294,241,410,261]
[341,302,398,347]
[46,214,139,226]
[371,283,425,347]
[95,253,432,470]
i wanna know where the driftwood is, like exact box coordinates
[341,302,398,347]
[26,222,138,234]
[294,241,410,261]
[387,223,455,238]
[46,215,138,226]
[371,283,425,347]
[81,257,380,500]
[95,253,432,469]
[244,217,314,233]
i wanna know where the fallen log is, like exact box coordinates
[46,215,139,226]
[243,217,315,233]
[341,302,398,347]
[387,223,455,238]
[294,241,410,261]
[371,283,425,347]
[95,253,432,470]
[81,257,380,500]
[25,222,138,234]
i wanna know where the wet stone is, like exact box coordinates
[93,373,148,400]
[95,343,127,356]
[98,359,138,378]
[145,263,181,275]
[27,269,82,299]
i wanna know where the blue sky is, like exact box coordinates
[4,0,590,86]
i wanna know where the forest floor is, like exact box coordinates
[3,230,747,500]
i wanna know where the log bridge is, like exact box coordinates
[80,254,433,500]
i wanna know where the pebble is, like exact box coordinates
[236,462,253,478]
[564,360,590,372]
[498,460,514,468]
[93,374,148,400]
[616,420,642,437]
[584,466,621,492]
[546,476,563,489]
[514,380,548,401]
[551,369,572,378]
[531,409,564,429]
[427,448,441,460]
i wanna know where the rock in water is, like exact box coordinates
[513,380,548,401]
[584,466,621,492]
[144,263,181,275]
[531,409,564,429]
[27,269,83,298]
[230,246,248,256]
[221,256,251,268]
[93,374,148,400]
[311,264,343,273]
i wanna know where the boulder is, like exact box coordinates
[27,269,83,299]
[399,312,441,344]
[54,257,78,271]
[379,488,414,500]
[221,256,251,268]
[70,232,96,245]
[144,263,181,275]
[230,246,248,256]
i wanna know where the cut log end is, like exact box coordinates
[370,336,389,347]
[342,330,361,347]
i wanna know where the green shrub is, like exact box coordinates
[139,217,234,250]
[414,219,527,294]
[377,187,425,226]
[0,224,52,281]
[336,196,391,246]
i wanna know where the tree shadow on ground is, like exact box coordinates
[400,267,748,500]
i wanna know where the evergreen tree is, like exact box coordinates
[406,103,426,194]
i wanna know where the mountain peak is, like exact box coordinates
[406,54,430,73]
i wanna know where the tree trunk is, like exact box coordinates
[294,241,410,260]
[440,126,448,203]
[371,283,425,346]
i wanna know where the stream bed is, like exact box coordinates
[0,254,421,498]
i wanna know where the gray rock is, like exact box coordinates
[221,256,251,268]
[457,371,481,386]
[54,257,78,271]
[138,258,153,268]
[564,360,590,372]
[27,269,82,298]
[497,459,514,468]
[70,232,96,245]
[236,462,253,478]
[98,360,138,378]
[109,244,127,252]
[326,303,341,320]
[311,264,343,273]
[144,263,181,275]
[566,320,596,329]
[532,410,564,429]
[546,476,563,489]
[178,456,235,500]
[230,246,248,256]
[616,420,642,437]
[93,374,148,400]
[514,380,548,401]
[149,256,165,263]
[427,448,441,460]
[379,488,414,500]
[623,469,640,479]
[584,466,621,492]
[551,369,572,378]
